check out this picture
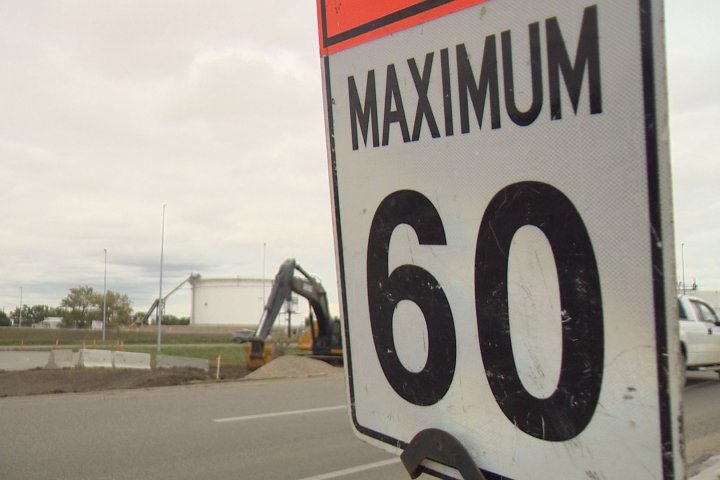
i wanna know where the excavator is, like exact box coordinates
[246,259,342,370]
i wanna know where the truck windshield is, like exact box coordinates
[693,301,719,323]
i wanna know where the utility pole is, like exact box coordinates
[287,294,292,337]
[262,242,267,308]
[18,287,23,328]
[157,204,166,353]
[681,243,686,295]
[103,248,107,341]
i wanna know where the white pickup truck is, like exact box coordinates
[678,294,720,378]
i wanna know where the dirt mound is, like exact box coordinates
[244,355,344,380]
[0,365,249,397]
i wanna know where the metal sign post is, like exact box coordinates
[318,0,682,478]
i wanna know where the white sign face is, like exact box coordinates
[318,0,681,478]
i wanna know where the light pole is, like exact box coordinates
[262,242,267,308]
[681,243,686,295]
[102,249,107,341]
[157,204,166,353]
[18,287,22,328]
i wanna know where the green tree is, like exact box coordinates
[60,286,134,328]
[8,305,63,326]
[28,305,61,324]
[0,310,10,327]
[60,286,96,328]
[93,290,133,327]
[161,314,190,326]
[8,306,24,326]
[9,306,30,326]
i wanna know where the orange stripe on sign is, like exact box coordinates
[317,0,489,55]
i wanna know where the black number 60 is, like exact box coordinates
[366,181,604,441]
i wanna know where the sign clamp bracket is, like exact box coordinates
[400,428,488,480]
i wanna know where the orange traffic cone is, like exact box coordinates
[54,339,59,350]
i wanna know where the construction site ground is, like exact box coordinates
[0,355,343,397]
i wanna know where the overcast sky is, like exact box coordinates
[0,1,717,318]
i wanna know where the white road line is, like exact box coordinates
[295,458,402,480]
[213,405,345,423]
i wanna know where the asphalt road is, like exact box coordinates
[0,376,407,480]
[684,371,720,476]
[0,371,718,479]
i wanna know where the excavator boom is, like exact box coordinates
[247,259,340,370]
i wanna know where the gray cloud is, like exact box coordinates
[0,1,333,315]
[666,1,720,292]
[0,1,718,319]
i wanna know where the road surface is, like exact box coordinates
[684,371,720,477]
[0,372,718,479]
[0,376,407,480]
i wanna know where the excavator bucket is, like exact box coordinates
[246,338,274,371]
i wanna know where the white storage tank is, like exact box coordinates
[190,276,310,327]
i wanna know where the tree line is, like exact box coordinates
[0,285,190,328]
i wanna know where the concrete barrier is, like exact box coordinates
[46,349,75,369]
[112,351,151,370]
[78,349,114,368]
[156,354,210,372]
[0,351,50,371]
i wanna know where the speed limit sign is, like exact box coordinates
[318,0,682,478]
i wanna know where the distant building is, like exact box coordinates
[190,276,309,327]
[38,317,63,329]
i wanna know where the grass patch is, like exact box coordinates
[124,345,248,367]
[0,327,305,370]
[0,326,234,346]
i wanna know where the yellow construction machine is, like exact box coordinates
[246,259,342,370]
